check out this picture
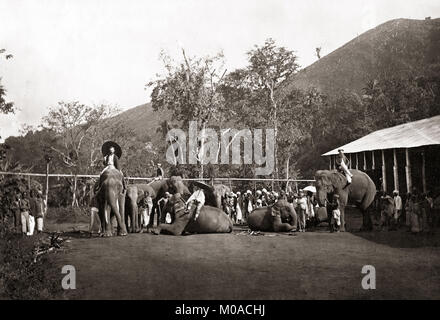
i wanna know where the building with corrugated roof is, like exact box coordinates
[322,115,440,195]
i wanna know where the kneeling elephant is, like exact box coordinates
[155,194,233,235]
[247,199,297,232]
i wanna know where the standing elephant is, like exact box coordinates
[96,167,127,237]
[315,169,376,232]
[125,176,190,233]
[154,194,233,235]
[247,199,298,232]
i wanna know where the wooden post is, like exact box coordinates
[355,153,359,170]
[72,175,78,207]
[27,175,31,190]
[329,156,332,170]
[382,150,387,192]
[405,148,412,193]
[45,161,49,207]
[421,150,427,193]
[393,149,399,192]
[363,152,367,170]
[372,150,375,170]
[349,154,352,169]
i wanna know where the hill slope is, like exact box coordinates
[285,18,440,95]
[105,102,169,142]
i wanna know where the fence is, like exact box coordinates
[0,171,316,206]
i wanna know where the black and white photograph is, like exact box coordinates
[1,0,440,305]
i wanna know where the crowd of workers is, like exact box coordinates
[8,189,46,236]
[377,189,439,234]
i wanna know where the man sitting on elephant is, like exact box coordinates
[186,184,205,221]
[101,141,126,192]
[335,148,353,186]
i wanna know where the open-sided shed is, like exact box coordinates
[322,115,440,195]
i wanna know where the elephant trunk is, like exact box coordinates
[316,189,327,207]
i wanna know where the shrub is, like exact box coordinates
[0,220,64,300]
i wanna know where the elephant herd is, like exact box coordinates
[93,168,376,237]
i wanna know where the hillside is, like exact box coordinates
[104,102,170,142]
[285,18,440,95]
[112,18,440,140]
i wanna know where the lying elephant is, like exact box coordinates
[247,199,297,232]
[154,194,233,235]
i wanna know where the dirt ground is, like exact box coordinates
[47,209,440,300]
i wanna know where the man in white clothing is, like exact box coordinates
[393,190,403,226]
[336,148,353,185]
[186,185,205,221]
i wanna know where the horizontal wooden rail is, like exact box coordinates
[0,171,315,183]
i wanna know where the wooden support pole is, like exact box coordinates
[382,150,387,192]
[356,153,359,170]
[329,156,332,170]
[405,148,412,193]
[363,152,367,171]
[372,150,375,170]
[349,154,352,169]
[45,161,49,208]
[421,150,427,193]
[393,149,399,192]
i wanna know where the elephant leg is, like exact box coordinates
[103,202,113,237]
[339,206,346,232]
[129,200,138,233]
[360,207,373,232]
[110,200,127,236]
[159,214,190,236]
[273,216,296,232]
[133,202,140,233]
[118,194,128,235]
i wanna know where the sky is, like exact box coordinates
[1,0,440,141]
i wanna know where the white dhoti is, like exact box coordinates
[27,215,35,236]
[236,203,243,221]
[36,217,44,232]
[90,207,100,233]
[340,161,353,183]
[141,208,150,227]
[332,209,341,226]
[21,211,29,234]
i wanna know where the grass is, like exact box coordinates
[0,224,65,300]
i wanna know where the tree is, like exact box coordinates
[223,39,300,180]
[147,49,230,178]
[0,49,13,114]
[41,101,134,206]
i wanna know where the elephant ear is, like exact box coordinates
[174,200,185,213]
[270,206,280,217]
[315,170,333,187]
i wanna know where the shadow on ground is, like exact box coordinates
[344,207,440,249]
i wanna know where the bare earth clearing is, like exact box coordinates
[47,209,440,300]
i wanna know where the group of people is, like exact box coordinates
[378,189,439,234]
[9,189,46,236]
[221,187,319,232]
